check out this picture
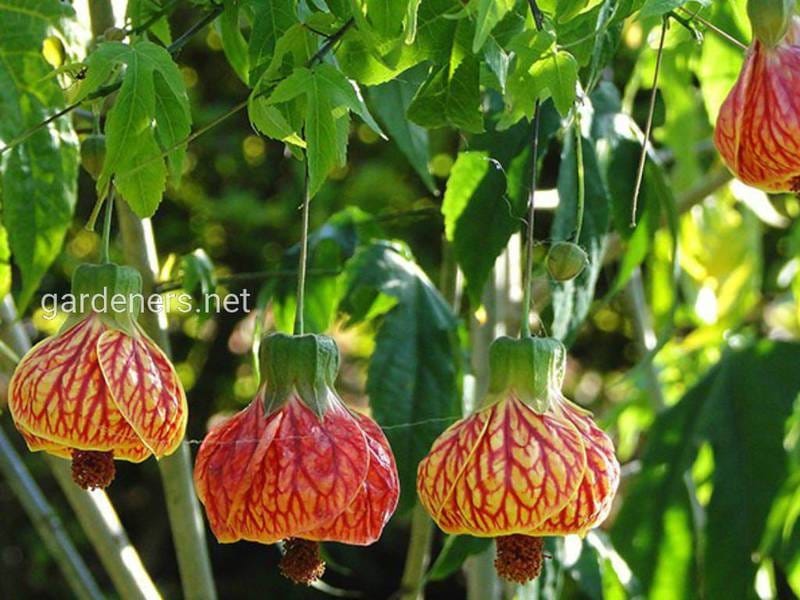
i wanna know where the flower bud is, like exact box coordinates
[546,241,588,282]
[748,0,795,47]
[80,134,106,181]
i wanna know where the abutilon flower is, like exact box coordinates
[714,1,800,192]
[194,333,399,585]
[8,263,187,490]
[417,336,619,584]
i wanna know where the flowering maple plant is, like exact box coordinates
[417,336,620,583]
[194,332,399,585]
[715,0,800,192]
[8,263,187,490]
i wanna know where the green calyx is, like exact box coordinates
[483,336,566,413]
[68,263,143,335]
[258,332,341,417]
[748,0,794,47]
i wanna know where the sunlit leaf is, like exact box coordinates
[0,0,78,309]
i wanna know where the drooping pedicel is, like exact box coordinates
[714,7,800,193]
[9,263,187,489]
[193,333,399,585]
[416,336,619,583]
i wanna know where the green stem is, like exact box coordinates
[117,201,217,600]
[294,165,311,335]
[574,114,585,243]
[631,17,667,227]
[520,0,545,339]
[399,504,435,600]
[0,337,20,365]
[678,7,748,50]
[167,4,224,56]
[520,100,542,339]
[0,295,161,600]
[0,426,104,600]
[101,192,114,263]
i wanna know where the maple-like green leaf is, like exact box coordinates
[76,41,191,217]
[257,64,384,196]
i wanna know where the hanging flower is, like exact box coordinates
[194,333,399,585]
[8,263,187,490]
[714,3,800,193]
[417,336,619,583]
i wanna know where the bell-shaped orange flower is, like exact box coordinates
[194,333,399,585]
[417,336,619,583]
[8,263,187,489]
[714,11,800,192]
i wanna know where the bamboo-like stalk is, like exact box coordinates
[46,457,162,600]
[0,425,104,600]
[117,201,217,600]
[85,0,217,591]
[399,504,436,600]
[0,296,163,600]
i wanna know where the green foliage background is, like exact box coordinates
[2,0,800,598]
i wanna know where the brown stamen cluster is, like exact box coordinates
[71,449,115,490]
[792,176,800,194]
[279,538,325,585]
[494,534,545,584]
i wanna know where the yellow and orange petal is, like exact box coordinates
[96,325,187,458]
[529,400,619,537]
[194,394,371,544]
[301,412,399,545]
[193,401,267,542]
[9,316,152,460]
[417,395,587,537]
[714,17,800,192]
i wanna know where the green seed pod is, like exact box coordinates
[80,134,106,181]
[546,241,588,282]
[103,27,127,42]
[747,0,794,47]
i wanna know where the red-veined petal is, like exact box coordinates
[194,401,274,542]
[418,396,587,536]
[714,18,800,192]
[96,326,187,458]
[302,411,399,545]
[195,395,370,544]
[529,400,620,536]
[9,316,149,459]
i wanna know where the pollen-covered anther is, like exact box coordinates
[279,538,326,585]
[494,534,545,584]
[71,449,115,490]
